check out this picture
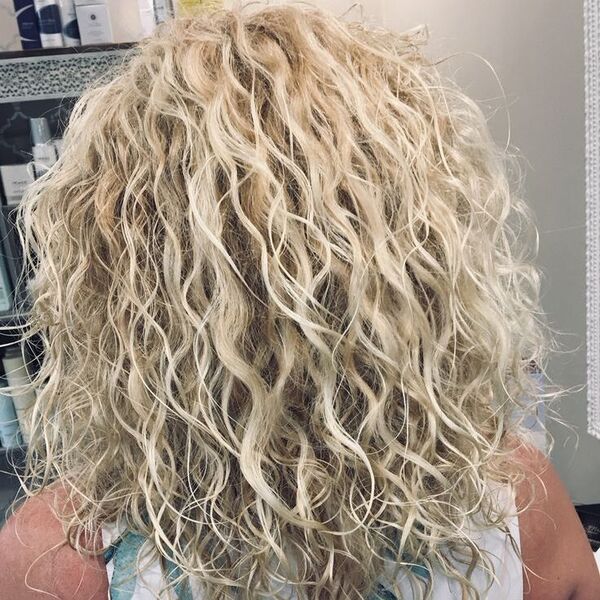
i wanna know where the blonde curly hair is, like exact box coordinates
[7,2,559,598]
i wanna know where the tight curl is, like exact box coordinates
[7,2,561,599]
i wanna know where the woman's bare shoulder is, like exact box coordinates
[509,440,600,600]
[0,484,108,600]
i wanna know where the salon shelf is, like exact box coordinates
[0,42,137,62]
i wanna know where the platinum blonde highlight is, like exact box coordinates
[7,3,562,598]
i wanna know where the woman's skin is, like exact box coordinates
[0,441,598,599]
[513,442,600,600]
[0,484,107,599]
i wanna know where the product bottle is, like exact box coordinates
[137,0,156,37]
[58,0,80,46]
[154,0,174,23]
[13,0,42,49]
[138,0,174,37]
[0,163,35,205]
[1,347,37,445]
[30,117,58,179]
[0,254,12,312]
[33,0,64,47]
[0,375,23,449]
[74,0,113,45]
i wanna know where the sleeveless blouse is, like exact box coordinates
[101,480,523,600]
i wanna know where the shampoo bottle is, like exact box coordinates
[58,0,80,46]
[30,117,58,179]
[33,0,64,47]
[13,0,42,49]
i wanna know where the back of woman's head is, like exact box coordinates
[15,2,553,598]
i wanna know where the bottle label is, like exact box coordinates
[38,5,63,35]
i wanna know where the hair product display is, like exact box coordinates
[137,0,157,37]
[33,0,64,48]
[139,0,175,37]
[13,0,42,49]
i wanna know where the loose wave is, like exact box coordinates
[5,2,562,598]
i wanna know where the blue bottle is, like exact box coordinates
[13,0,42,49]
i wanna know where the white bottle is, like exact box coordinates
[30,117,58,179]
[74,0,113,45]
[138,0,174,37]
[33,0,64,47]
[154,0,174,24]
[137,0,155,37]
[2,347,37,445]
[58,0,81,46]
